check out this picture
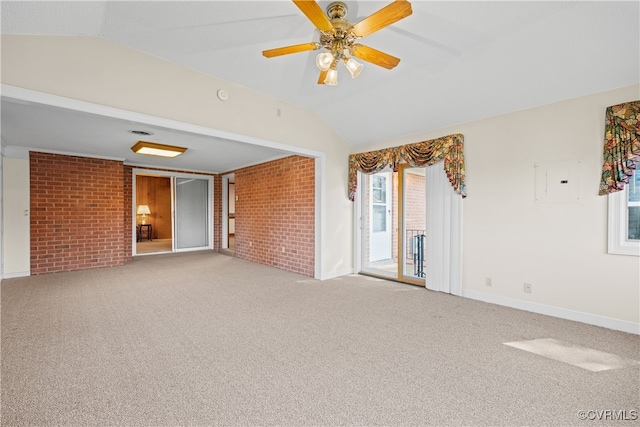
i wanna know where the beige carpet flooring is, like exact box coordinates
[136,238,173,254]
[2,251,638,426]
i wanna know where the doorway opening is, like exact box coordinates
[228,178,236,252]
[133,169,213,256]
[360,164,426,286]
[221,173,235,254]
[136,174,172,254]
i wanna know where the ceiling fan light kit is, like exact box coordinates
[263,0,412,86]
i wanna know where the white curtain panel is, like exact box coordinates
[425,162,463,295]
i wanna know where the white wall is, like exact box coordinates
[0,35,354,280]
[2,156,30,277]
[355,85,640,332]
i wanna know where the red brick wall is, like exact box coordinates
[30,152,125,274]
[403,171,426,267]
[30,152,309,276]
[234,156,315,276]
[404,172,426,232]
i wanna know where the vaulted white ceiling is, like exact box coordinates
[2,1,639,170]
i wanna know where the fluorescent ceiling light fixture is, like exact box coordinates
[131,141,187,158]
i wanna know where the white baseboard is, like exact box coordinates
[463,289,640,335]
[2,270,31,279]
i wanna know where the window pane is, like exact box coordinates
[372,205,386,232]
[629,169,640,203]
[629,170,640,241]
[628,206,640,240]
[372,176,386,203]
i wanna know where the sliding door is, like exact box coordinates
[175,177,209,249]
[133,169,213,256]
[360,165,426,286]
[400,165,426,283]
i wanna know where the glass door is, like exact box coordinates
[370,172,392,262]
[175,177,209,250]
[400,165,426,284]
[361,169,398,278]
[360,165,426,286]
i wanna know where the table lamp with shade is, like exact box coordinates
[137,205,151,224]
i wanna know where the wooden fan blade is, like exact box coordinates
[292,0,334,32]
[351,0,412,38]
[317,70,327,84]
[262,42,319,58]
[351,44,400,69]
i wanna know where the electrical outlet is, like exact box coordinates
[249,241,252,247]
[524,283,532,293]
[282,247,285,253]
[485,277,492,286]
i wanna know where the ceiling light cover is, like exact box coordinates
[131,141,187,158]
[316,52,334,71]
[345,58,363,78]
[324,67,338,85]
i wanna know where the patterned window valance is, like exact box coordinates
[348,133,466,201]
[599,100,640,195]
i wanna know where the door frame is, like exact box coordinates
[221,173,234,250]
[356,163,458,289]
[132,168,214,256]
[358,166,426,286]
[397,163,427,286]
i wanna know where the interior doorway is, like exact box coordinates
[228,179,236,252]
[133,169,213,256]
[360,164,426,286]
[221,173,235,253]
[136,174,172,254]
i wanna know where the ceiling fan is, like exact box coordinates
[262,0,412,85]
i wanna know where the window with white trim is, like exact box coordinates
[608,169,640,255]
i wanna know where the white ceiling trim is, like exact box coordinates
[9,146,126,163]
[3,143,278,176]
[1,146,29,160]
